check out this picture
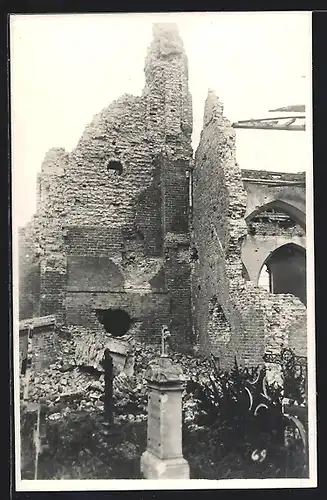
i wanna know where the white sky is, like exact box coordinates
[10,12,312,227]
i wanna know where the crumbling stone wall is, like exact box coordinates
[192,91,307,368]
[18,219,40,320]
[19,23,193,351]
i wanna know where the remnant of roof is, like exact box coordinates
[232,115,305,131]
[269,104,306,113]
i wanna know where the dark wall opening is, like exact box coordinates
[265,243,306,305]
[107,160,123,175]
[95,308,131,337]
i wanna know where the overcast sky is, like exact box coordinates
[10,12,311,227]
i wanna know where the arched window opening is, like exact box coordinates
[107,160,123,175]
[258,264,271,292]
[246,199,306,231]
[96,308,131,337]
[260,244,306,305]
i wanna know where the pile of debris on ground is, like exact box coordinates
[21,324,214,424]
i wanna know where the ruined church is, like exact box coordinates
[18,23,307,370]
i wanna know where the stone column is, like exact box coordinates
[140,356,190,479]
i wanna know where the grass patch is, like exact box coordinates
[21,406,307,480]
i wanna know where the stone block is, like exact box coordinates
[140,450,190,479]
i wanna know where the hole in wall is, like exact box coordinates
[248,223,256,235]
[107,160,123,175]
[190,247,199,262]
[95,308,131,337]
[136,229,145,241]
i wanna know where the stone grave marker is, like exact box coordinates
[140,326,190,479]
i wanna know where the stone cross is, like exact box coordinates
[161,325,171,357]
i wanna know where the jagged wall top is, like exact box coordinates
[203,90,231,129]
[148,23,185,58]
[144,23,189,76]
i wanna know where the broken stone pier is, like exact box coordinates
[141,355,190,479]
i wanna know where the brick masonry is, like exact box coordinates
[19,23,193,352]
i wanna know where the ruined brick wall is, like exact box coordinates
[19,23,193,350]
[192,91,307,368]
[32,148,69,322]
[18,221,40,320]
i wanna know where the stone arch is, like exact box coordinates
[246,199,306,229]
[242,201,306,284]
[242,236,306,286]
[258,242,306,305]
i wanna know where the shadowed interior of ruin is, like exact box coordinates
[264,243,306,305]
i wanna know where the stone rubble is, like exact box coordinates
[22,324,215,425]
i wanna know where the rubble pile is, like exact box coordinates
[22,325,215,425]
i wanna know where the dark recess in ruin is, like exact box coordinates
[107,160,123,175]
[95,308,132,337]
[190,246,199,262]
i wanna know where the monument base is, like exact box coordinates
[140,450,190,479]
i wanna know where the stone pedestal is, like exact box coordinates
[140,356,190,479]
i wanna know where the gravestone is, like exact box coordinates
[140,326,190,479]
